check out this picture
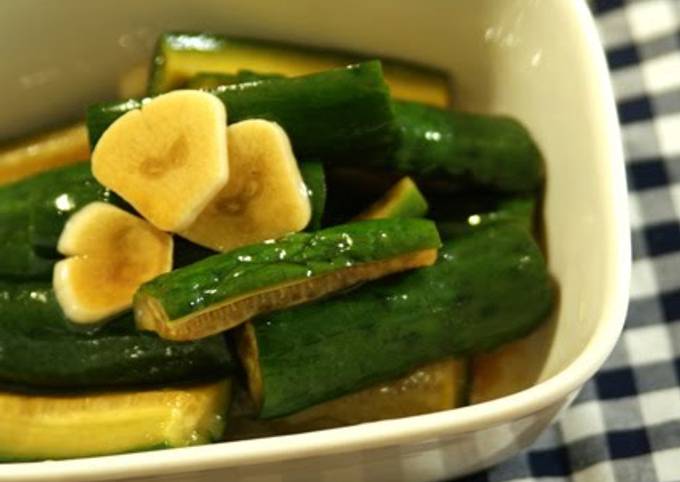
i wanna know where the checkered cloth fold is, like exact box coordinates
[455,1,680,481]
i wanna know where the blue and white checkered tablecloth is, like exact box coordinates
[454,1,680,481]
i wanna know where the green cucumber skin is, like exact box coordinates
[386,188,428,218]
[299,162,326,231]
[367,178,428,219]
[186,71,285,90]
[88,62,397,163]
[27,163,125,253]
[387,101,543,192]
[0,165,89,278]
[0,328,231,391]
[137,218,441,323]
[250,223,553,418]
[483,196,536,232]
[0,281,233,390]
[0,282,72,337]
[183,69,541,194]
[149,32,449,96]
[0,163,124,278]
[0,210,55,280]
[435,196,536,239]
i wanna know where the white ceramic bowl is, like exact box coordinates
[0,0,629,480]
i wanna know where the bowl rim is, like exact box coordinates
[1,1,630,480]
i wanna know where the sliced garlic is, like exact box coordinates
[91,90,229,231]
[53,202,173,324]
[181,119,311,252]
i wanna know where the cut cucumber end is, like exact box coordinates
[91,90,229,232]
[356,176,428,220]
